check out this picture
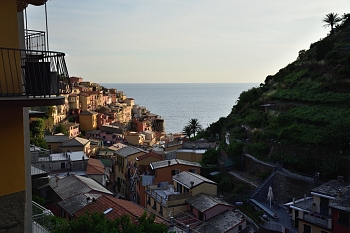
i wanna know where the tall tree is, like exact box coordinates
[323,12,342,34]
[54,124,68,135]
[182,125,192,138]
[188,118,202,137]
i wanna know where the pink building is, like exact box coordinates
[97,113,109,130]
[70,77,83,86]
[86,130,123,145]
[133,118,148,132]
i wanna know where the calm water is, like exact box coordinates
[101,83,258,134]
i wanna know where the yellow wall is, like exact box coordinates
[0,0,19,48]
[79,114,97,131]
[176,151,203,162]
[125,134,143,145]
[192,183,217,196]
[298,219,330,233]
[0,107,26,195]
[0,0,22,94]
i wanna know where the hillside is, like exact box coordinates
[204,14,350,179]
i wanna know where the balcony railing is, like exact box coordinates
[0,47,71,97]
[301,212,332,229]
[32,201,53,233]
[146,185,192,207]
[25,30,46,51]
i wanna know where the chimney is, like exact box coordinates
[190,181,194,188]
[337,189,342,197]
[168,160,171,166]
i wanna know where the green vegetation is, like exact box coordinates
[198,14,350,180]
[50,212,168,233]
[54,124,68,135]
[30,118,48,149]
[202,148,219,165]
[183,118,203,138]
[323,12,343,34]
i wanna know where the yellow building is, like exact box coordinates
[145,171,217,218]
[124,132,145,146]
[79,92,91,111]
[79,110,98,131]
[114,146,146,198]
[0,1,71,232]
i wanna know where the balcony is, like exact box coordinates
[0,47,71,107]
[32,201,54,233]
[300,212,332,229]
[146,185,192,207]
[25,30,46,51]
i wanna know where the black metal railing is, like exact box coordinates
[0,47,71,97]
[25,29,46,51]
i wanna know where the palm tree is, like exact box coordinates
[323,12,342,34]
[188,118,202,137]
[182,125,192,138]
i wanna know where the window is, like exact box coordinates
[320,197,329,215]
[147,196,151,205]
[177,183,182,193]
[190,205,193,213]
[303,224,311,233]
[239,225,242,231]
[61,163,65,169]
[171,169,180,176]
[189,168,196,173]
[198,212,203,221]
[152,201,157,210]
[338,212,350,227]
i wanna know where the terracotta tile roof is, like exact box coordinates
[136,151,163,161]
[80,92,90,97]
[86,158,105,175]
[75,195,165,224]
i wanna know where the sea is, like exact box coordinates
[101,83,258,134]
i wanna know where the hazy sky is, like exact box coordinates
[26,1,350,83]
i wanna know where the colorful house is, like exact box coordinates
[60,137,91,155]
[137,159,201,208]
[114,146,147,198]
[145,171,216,218]
[79,110,98,131]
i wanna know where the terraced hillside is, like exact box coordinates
[204,14,350,179]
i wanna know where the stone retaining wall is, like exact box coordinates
[273,171,316,204]
[0,190,25,233]
[243,154,275,177]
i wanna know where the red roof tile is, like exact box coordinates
[86,158,105,175]
[136,151,163,161]
[74,195,165,224]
